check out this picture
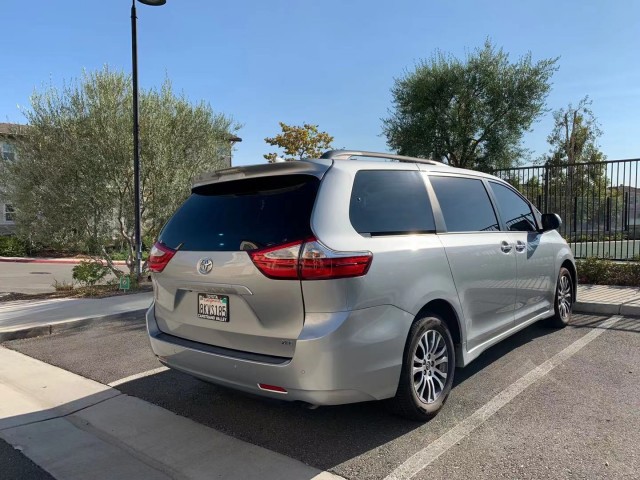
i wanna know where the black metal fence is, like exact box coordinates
[492,159,640,260]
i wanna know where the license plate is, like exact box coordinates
[197,294,229,322]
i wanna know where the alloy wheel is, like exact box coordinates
[558,274,572,321]
[412,330,449,404]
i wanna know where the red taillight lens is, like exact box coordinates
[148,242,177,273]
[299,239,372,280]
[248,240,303,279]
[248,237,372,280]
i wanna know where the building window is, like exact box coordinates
[4,204,15,223]
[1,142,16,162]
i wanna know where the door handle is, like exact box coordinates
[500,241,513,253]
[515,240,526,252]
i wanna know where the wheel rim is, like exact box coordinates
[412,329,449,404]
[558,274,572,321]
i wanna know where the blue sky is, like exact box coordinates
[2,0,639,166]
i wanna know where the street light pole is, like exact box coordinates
[130,0,166,280]
[131,0,142,280]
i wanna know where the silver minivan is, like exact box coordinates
[146,150,576,421]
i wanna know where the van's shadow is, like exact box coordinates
[453,320,555,387]
[117,320,562,470]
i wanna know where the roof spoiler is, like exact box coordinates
[192,159,331,190]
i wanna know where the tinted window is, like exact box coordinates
[349,170,435,235]
[159,175,319,251]
[490,181,537,232]
[430,176,499,232]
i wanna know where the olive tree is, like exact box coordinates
[383,40,558,171]
[3,67,238,275]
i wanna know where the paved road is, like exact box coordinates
[0,263,76,294]
[0,262,125,294]
[3,313,639,479]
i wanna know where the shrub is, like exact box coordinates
[577,257,640,287]
[72,260,110,288]
[52,279,74,291]
[108,250,129,261]
[0,236,28,257]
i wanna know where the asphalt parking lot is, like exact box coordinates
[3,313,639,480]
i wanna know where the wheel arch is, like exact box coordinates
[561,259,577,303]
[415,299,463,366]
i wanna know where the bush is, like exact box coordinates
[577,257,640,286]
[72,260,110,288]
[0,236,28,257]
[52,279,74,291]
[108,250,129,261]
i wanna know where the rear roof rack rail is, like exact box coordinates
[320,150,449,166]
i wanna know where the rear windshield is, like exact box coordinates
[158,175,319,251]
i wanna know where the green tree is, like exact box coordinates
[2,66,238,276]
[545,96,605,166]
[264,122,334,162]
[382,40,558,171]
[542,97,609,235]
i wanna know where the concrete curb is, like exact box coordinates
[0,348,344,480]
[574,301,640,317]
[0,256,128,265]
[0,309,147,342]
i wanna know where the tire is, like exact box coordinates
[388,314,456,421]
[547,267,573,328]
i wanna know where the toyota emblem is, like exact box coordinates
[198,258,214,275]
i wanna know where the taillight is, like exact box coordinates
[148,242,177,273]
[247,240,302,279]
[248,237,372,280]
[299,239,372,279]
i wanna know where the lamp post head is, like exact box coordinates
[137,0,166,5]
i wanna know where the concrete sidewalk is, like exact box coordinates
[575,284,640,316]
[0,347,341,480]
[0,292,153,341]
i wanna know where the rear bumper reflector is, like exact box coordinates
[258,383,288,394]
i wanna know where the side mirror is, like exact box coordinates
[541,213,562,232]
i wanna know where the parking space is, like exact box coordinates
[4,313,639,480]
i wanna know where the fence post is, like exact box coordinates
[543,162,550,213]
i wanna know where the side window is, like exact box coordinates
[430,176,499,232]
[489,182,537,232]
[349,170,435,235]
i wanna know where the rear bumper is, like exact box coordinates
[146,302,414,406]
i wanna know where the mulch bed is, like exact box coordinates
[0,283,152,303]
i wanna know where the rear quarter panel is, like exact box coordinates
[306,163,467,340]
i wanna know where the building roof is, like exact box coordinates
[0,123,28,136]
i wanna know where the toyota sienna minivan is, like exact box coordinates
[146,150,576,421]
